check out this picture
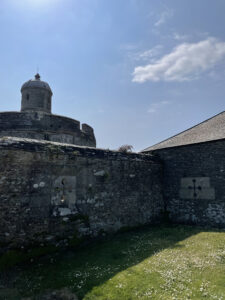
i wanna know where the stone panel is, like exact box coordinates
[179,177,215,200]
[51,176,76,208]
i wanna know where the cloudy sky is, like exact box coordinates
[0,0,225,151]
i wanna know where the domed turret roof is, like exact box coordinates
[21,73,52,95]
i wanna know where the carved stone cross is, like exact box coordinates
[179,177,215,200]
[188,179,202,198]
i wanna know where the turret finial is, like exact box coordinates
[35,73,41,80]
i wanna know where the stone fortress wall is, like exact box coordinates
[0,111,96,147]
[0,137,163,251]
[2,135,225,252]
[147,139,225,228]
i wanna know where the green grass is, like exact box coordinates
[1,224,225,300]
[0,246,57,269]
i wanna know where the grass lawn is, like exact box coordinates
[1,224,225,300]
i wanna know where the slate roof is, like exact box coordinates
[142,111,225,152]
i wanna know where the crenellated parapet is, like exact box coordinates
[0,111,96,147]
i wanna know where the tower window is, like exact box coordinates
[26,94,29,100]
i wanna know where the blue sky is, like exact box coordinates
[1,0,225,151]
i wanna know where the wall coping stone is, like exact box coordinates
[0,137,159,162]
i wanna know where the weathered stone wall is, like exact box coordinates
[0,137,163,251]
[0,112,96,147]
[148,139,225,227]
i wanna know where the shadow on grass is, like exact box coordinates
[1,224,223,300]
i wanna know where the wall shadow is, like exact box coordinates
[1,224,224,300]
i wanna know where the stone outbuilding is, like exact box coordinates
[142,111,225,227]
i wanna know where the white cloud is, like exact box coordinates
[172,31,209,42]
[125,45,163,63]
[173,33,189,41]
[132,38,225,83]
[147,100,171,114]
[154,7,173,27]
[139,45,163,61]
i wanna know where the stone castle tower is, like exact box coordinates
[21,73,53,114]
[0,74,96,147]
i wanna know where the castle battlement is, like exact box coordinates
[0,74,96,147]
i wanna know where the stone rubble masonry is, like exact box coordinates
[147,138,225,228]
[0,137,163,251]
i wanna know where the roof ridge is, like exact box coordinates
[142,110,225,152]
